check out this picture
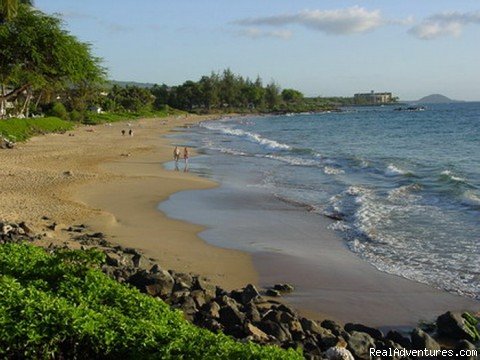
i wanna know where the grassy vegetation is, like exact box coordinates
[0,117,74,142]
[83,106,186,125]
[0,243,302,359]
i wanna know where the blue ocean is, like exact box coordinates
[171,103,480,301]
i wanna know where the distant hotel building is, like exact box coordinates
[354,91,393,105]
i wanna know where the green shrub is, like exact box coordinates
[47,102,69,120]
[0,117,73,142]
[69,110,84,122]
[0,243,302,359]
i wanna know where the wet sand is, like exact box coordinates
[160,172,480,328]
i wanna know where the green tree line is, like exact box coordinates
[1,2,337,123]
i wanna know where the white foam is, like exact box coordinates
[462,190,480,207]
[201,123,291,150]
[441,170,466,182]
[386,164,409,176]
[264,154,318,166]
[324,166,345,175]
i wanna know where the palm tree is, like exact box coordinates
[0,0,32,23]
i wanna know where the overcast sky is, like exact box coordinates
[36,0,480,101]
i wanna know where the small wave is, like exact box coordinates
[264,154,318,166]
[388,183,422,201]
[328,221,351,232]
[201,123,291,150]
[440,170,467,183]
[323,166,345,175]
[385,164,413,176]
[211,147,249,156]
[462,190,480,208]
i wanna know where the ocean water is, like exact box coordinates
[170,103,480,301]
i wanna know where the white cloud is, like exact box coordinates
[409,11,480,39]
[60,10,132,33]
[234,6,387,35]
[237,27,293,40]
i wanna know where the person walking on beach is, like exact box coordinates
[173,146,180,162]
[129,129,133,136]
[121,129,125,136]
[183,147,189,164]
[183,147,189,172]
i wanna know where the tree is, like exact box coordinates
[282,88,303,103]
[265,81,281,109]
[0,6,105,118]
[0,0,32,23]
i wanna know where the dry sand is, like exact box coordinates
[0,115,257,290]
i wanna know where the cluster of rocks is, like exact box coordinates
[0,137,15,149]
[1,220,479,359]
[0,221,39,243]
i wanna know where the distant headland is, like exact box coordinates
[413,94,462,104]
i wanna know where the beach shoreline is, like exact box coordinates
[159,117,480,328]
[1,113,478,329]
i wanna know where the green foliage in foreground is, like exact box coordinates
[0,117,73,141]
[83,106,185,125]
[0,243,302,359]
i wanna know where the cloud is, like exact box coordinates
[234,6,387,35]
[59,10,132,33]
[237,27,293,40]
[409,11,480,39]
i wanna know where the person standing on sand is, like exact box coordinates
[173,146,180,162]
[183,147,189,165]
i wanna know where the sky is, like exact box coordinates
[35,1,480,101]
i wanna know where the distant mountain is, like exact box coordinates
[109,80,156,89]
[414,94,461,104]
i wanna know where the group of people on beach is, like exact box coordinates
[173,146,189,171]
[121,129,133,136]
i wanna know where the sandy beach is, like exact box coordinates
[1,114,478,329]
[0,115,257,290]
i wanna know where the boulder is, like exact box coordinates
[244,302,261,323]
[410,328,441,351]
[128,269,174,298]
[231,284,261,305]
[131,253,150,269]
[386,330,412,349]
[437,311,479,342]
[1,224,13,235]
[273,283,295,293]
[172,272,193,289]
[266,289,281,297]
[322,319,349,339]
[324,346,355,360]
[192,276,216,299]
[105,252,128,267]
[179,296,197,321]
[219,305,245,328]
[346,331,375,360]
[200,301,221,319]
[190,290,207,308]
[257,320,292,343]
[245,322,270,343]
[344,323,383,341]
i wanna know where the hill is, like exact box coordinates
[415,94,460,104]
